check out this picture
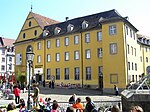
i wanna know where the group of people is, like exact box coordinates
[43,80,55,89]
[68,94,144,112]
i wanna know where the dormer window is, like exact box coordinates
[99,17,104,22]
[43,30,49,37]
[82,21,88,29]
[67,24,74,32]
[54,27,61,35]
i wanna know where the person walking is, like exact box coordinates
[52,80,55,89]
[31,85,40,107]
[43,80,45,87]
[114,85,119,96]
[13,85,21,104]
[49,81,51,88]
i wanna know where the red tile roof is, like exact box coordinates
[31,12,59,29]
[1,38,15,47]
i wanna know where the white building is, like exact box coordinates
[0,37,15,82]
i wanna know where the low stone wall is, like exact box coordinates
[121,89,150,112]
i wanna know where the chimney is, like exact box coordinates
[66,17,69,21]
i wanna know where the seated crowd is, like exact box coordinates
[0,95,143,112]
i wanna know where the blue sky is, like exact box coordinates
[0,0,150,39]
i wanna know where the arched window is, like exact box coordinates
[29,21,32,27]
[23,33,26,39]
[34,30,37,36]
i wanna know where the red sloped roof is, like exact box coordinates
[2,38,15,47]
[31,12,60,29]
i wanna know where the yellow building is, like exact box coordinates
[14,9,150,93]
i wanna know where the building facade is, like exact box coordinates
[0,37,15,82]
[14,9,150,93]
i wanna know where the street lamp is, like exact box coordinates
[26,51,34,110]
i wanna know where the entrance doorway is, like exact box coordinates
[99,75,103,90]
[36,74,42,82]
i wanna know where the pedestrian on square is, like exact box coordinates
[31,85,40,107]
[49,81,52,88]
[43,80,46,87]
[13,85,21,104]
[52,80,55,89]
[114,85,119,96]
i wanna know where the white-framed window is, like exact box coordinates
[64,37,69,46]
[46,68,51,80]
[56,39,60,47]
[74,51,79,60]
[131,46,133,55]
[65,52,69,61]
[67,24,74,32]
[9,64,12,70]
[128,62,130,70]
[86,49,91,59]
[130,29,132,38]
[74,35,79,44]
[37,42,41,50]
[37,55,41,63]
[9,57,12,62]
[146,57,148,63]
[135,63,137,71]
[74,67,80,80]
[82,21,88,29]
[47,54,51,62]
[2,49,5,54]
[132,62,134,70]
[110,43,117,54]
[98,66,103,76]
[64,68,69,80]
[56,53,60,62]
[86,66,91,80]
[97,31,102,41]
[56,68,60,80]
[85,33,90,43]
[2,58,5,62]
[126,26,128,35]
[1,65,5,71]
[134,48,136,56]
[98,48,102,58]
[54,27,61,35]
[109,25,116,35]
[127,44,129,54]
[47,40,51,49]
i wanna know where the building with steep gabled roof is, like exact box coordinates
[0,37,15,82]
[14,9,150,93]
[14,11,59,44]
